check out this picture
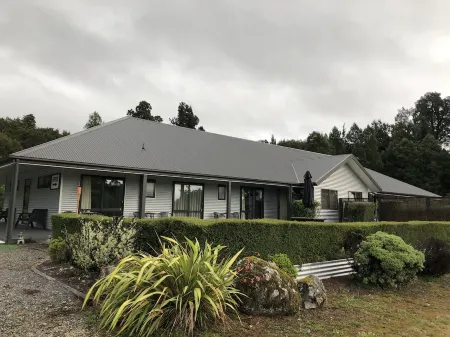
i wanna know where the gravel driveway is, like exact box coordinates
[0,245,102,337]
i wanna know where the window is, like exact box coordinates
[349,191,363,200]
[173,183,204,218]
[146,179,155,198]
[218,185,226,200]
[292,187,304,201]
[80,175,125,216]
[321,189,338,210]
[37,176,51,189]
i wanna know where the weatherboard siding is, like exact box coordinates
[3,168,62,229]
[60,171,80,213]
[315,164,369,222]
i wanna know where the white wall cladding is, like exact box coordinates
[145,177,173,216]
[203,182,227,219]
[315,164,369,222]
[60,170,80,213]
[3,167,62,229]
[123,175,140,218]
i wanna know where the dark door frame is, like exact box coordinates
[240,186,264,219]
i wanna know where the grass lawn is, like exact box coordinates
[0,244,18,250]
[201,274,450,337]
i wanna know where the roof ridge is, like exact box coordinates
[126,116,332,157]
[11,116,131,158]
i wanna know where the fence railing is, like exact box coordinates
[295,258,355,280]
[378,197,450,221]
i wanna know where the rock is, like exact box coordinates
[235,256,301,316]
[297,275,327,309]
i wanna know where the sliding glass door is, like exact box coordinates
[241,187,264,219]
[173,183,204,218]
[80,175,125,216]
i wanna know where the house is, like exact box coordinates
[0,117,439,241]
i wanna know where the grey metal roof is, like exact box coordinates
[10,117,440,196]
[365,168,440,197]
[12,117,335,184]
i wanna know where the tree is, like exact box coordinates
[413,92,450,145]
[277,139,306,150]
[170,102,200,129]
[364,134,383,171]
[364,120,392,154]
[84,111,103,129]
[345,123,364,152]
[270,134,276,145]
[22,114,36,129]
[127,101,163,122]
[329,126,346,155]
[0,133,22,158]
[304,131,332,154]
[198,126,206,131]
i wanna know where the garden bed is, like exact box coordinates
[36,260,99,295]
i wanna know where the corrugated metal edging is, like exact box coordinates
[295,258,355,280]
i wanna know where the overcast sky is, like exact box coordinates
[1,1,450,141]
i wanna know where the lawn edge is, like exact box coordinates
[31,259,88,301]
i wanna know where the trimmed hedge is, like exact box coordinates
[51,213,114,238]
[51,214,450,264]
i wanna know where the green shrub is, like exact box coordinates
[52,213,113,238]
[268,253,298,278]
[84,237,243,336]
[48,237,69,263]
[65,217,136,271]
[291,200,320,218]
[354,231,425,288]
[52,214,450,264]
[345,202,376,222]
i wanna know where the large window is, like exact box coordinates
[37,176,51,189]
[321,189,338,210]
[173,183,204,218]
[80,175,125,216]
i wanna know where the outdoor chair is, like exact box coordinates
[232,212,240,219]
[0,208,8,222]
[159,212,169,218]
[15,209,48,230]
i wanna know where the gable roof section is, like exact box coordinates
[10,116,440,197]
[364,168,440,197]
[12,117,331,184]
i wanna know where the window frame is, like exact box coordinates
[79,174,126,216]
[218,184,226,200]
[321,189,338,210]
[37,175,51,189]
[348,191,363,200]
[172,182,205,218]
[146,179,156,198]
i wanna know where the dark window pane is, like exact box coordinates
[146,180,155,198]
[218,185,226,200]
[103,179,124,209]
[90,177,103,209]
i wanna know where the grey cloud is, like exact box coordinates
[1,0,450,140]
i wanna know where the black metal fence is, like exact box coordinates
[378,197,450,221]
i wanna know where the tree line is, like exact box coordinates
[1,92,450,197]
[260,92,450,196]
[85,101,205,131]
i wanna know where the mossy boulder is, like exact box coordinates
[235,256,301,316]
[297,275,327,309]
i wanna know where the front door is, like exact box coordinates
[241,187,264,219]
[22,179,31,213]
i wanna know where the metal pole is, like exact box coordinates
[287,185,293,220]
[226,181,232,219]
[6,160,19,243]
[139,174,147,218]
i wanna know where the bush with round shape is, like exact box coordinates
[84,237,243,337]
[268,253,298,278]
[48,237,69,263]
[354,231,424,288]
[420,238,450,276]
